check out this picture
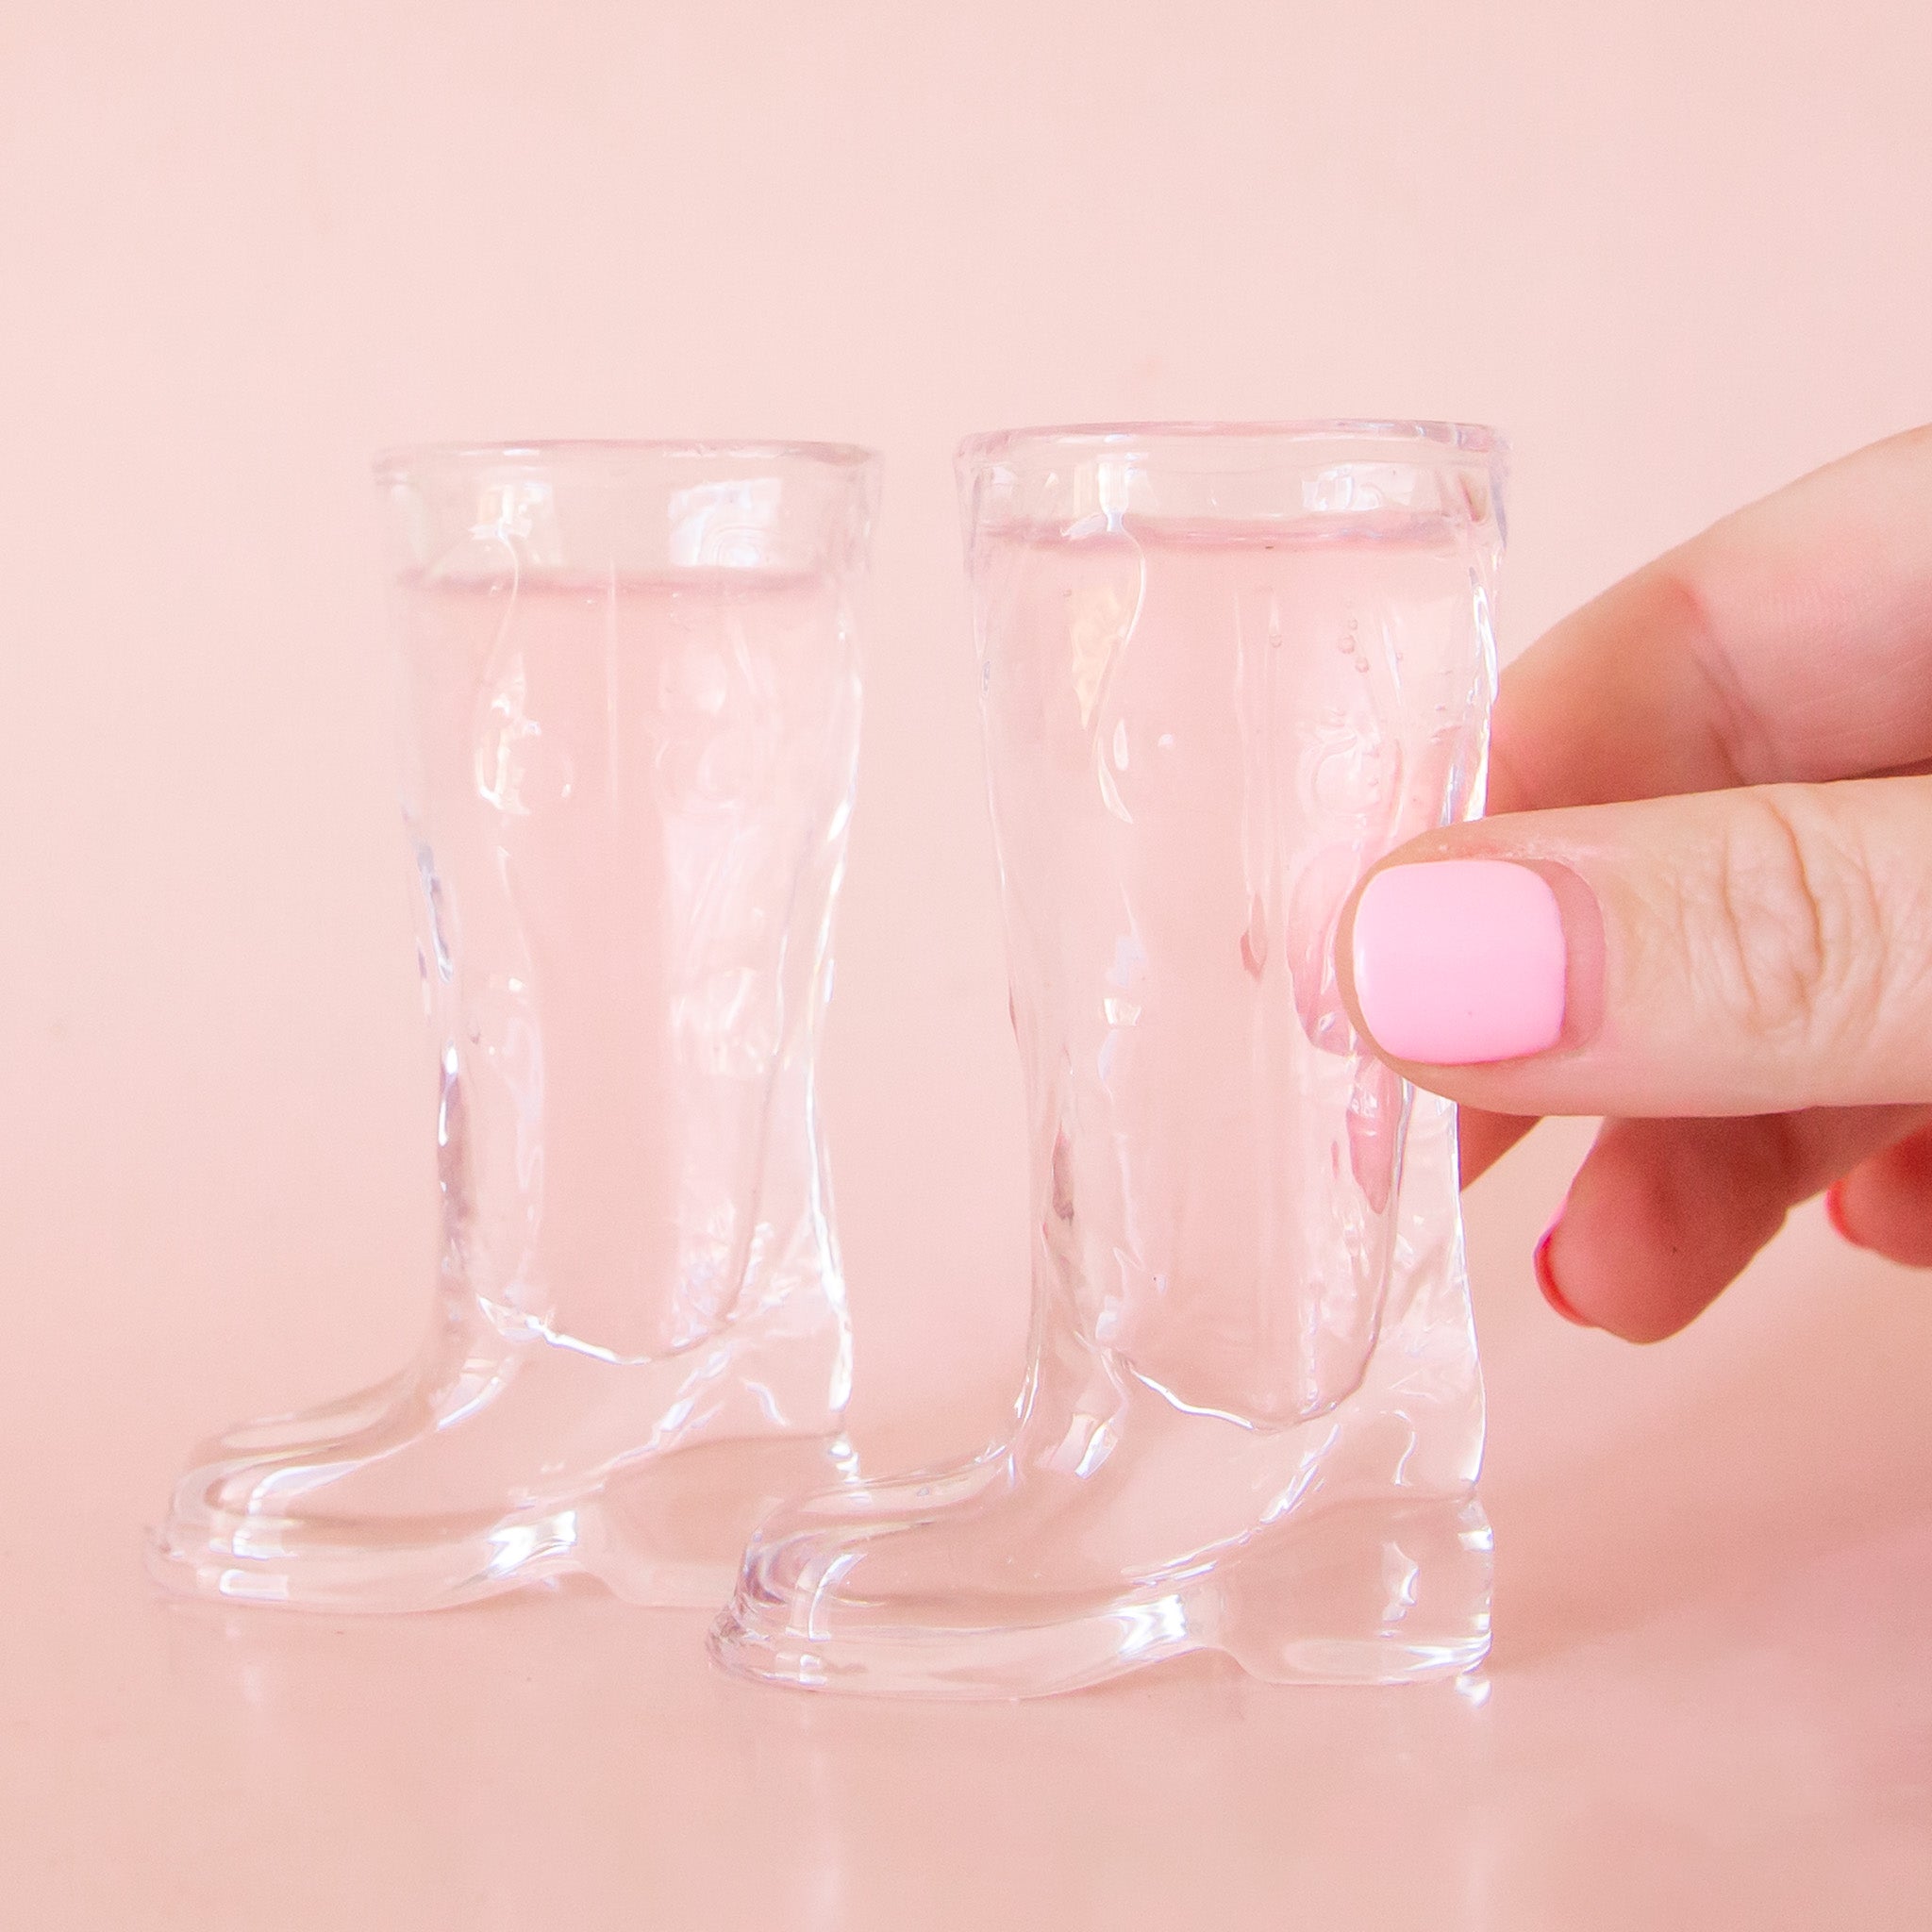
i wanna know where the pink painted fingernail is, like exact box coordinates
[1352,858,1567,1065]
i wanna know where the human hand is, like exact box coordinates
[1338,426,1932,1341]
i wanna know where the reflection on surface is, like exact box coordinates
[94,1197,1932,1926]
[0,1165,1921,1932]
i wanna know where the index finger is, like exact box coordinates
[1456,424,1932,1187]
[1485,424,1932,818]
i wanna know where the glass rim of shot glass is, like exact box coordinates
[958,417,1506,475]
[372,436,880,487]
[957,419,1507,538]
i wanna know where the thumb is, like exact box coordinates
[1337,776,1932,1116]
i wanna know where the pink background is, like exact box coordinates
[5,3,1930,1924]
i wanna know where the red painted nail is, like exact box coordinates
[1534,1215,1591,1326]
[1824,1181,1861,1247]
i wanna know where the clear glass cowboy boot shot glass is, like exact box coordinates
[714,422,1505,1696]
[152,440,878,1611]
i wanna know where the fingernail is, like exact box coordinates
[1824,1181,1863,1248]
[1534,1210,1591,1326]
[1352,858,1567,1065]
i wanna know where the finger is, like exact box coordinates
[1536,1105,1932,1341]
[1341,776,1932,1117]
[1484,425,1932,819]
[1457,428,1932,1176]
[1828,1121,1932,1267]
[1457,429,1932,1190]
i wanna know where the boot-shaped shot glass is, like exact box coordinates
[152,440,877,1611]
[715,422,1505,1696]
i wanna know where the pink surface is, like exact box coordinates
[4,2,1931,1924]
[1353,859,1568,1066]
